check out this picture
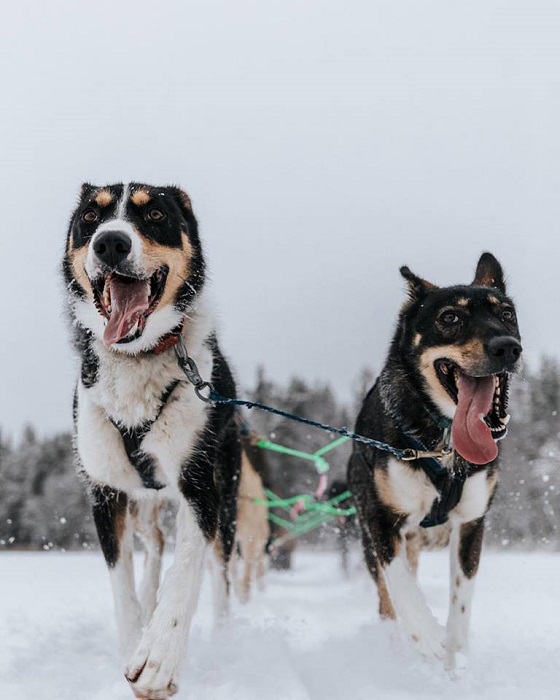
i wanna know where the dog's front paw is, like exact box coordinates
[410,623,447,661]
[445,648,469,673]
[125,644,179,700]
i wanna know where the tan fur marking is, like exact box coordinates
[487,470,499,498]
[140,232,194,310]
[456,298,469,307]
[418,340,487,416]
[413,333,422,348]
[488,295,499,305]
[69,246,94,299]
[94,189,113,207]
[374,469,403,514]
[404,531,421,577]
[417,522,451,550]
[378,572,396,619]
[113,495,129,548]
[131,501,164,556]
[131,190,151,206]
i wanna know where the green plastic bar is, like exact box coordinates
[285,511,334,539]
[258,489,356,515]
[262,489,311,513]
[257,440,318,463]
[267,512,298,531]
[256,440,330,473]
[312,435,350,458]
[259,489,351,510]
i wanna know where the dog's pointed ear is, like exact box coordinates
[170,186,193,213]
[472,252,505,293]
[400,266,438,301]
[80,182,95,199]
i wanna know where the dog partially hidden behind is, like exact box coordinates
[230,434,270,603]
[63,183,242,699]
[348,253,522,668]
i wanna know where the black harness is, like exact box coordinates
[110,380,180,490]
[403,432,473,528]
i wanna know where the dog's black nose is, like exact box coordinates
[93,231,132,267]
[488,336,523,366]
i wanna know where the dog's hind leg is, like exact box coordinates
[212,424,242,618]
[130,499,165,625]
[446,518,484,670]
[210,539,231,619]
[361,529,396,620]
[405,530,421,579]
[90,484,143,660]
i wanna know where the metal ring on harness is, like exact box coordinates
[195,382,214,402]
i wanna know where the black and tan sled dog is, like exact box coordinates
[348,253,522,668]
[63,183,242,699]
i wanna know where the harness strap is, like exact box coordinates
[402,433,469,528]
[109,379,179,490]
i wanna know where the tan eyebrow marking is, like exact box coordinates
[456,298,469,307]
[94,189,113,207]
[131,189,151,206]
[488,295,500,305]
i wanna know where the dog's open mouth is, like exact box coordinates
[434,359,510,465]
[92,267,168,346]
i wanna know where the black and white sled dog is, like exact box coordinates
[63,183,241,699]
[348,253,522,668]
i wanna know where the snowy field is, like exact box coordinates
[1,548,558,700]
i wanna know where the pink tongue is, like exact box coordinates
[103,277,150,347]
[452,373,498,465]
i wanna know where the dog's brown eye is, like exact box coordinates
[440,312,460,325]
[148,208,165,221]
[82,209,98,223]
[502,308,515,321]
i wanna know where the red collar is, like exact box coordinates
[152,320,185,355]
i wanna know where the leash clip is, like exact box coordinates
[401,446,453,462]
[174,335,215,403]
[402,424,453,461]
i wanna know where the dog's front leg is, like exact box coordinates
[90,485,143,659]
[379,527,446,659]
[446,518,484,669]
[125,500,206,700]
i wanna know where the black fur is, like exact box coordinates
[179,335,241,559]
[90,484,129,568]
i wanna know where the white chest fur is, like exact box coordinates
[75,307,216,498]
[378,454,494,527]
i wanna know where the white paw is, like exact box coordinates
[445,647,469,673]
[409,622,447,661]
[125,639,180,699]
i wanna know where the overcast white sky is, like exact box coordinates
[0,0,558,438]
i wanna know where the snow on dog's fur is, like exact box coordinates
[63,182,241,699]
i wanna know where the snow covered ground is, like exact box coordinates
[1,547,558,700]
